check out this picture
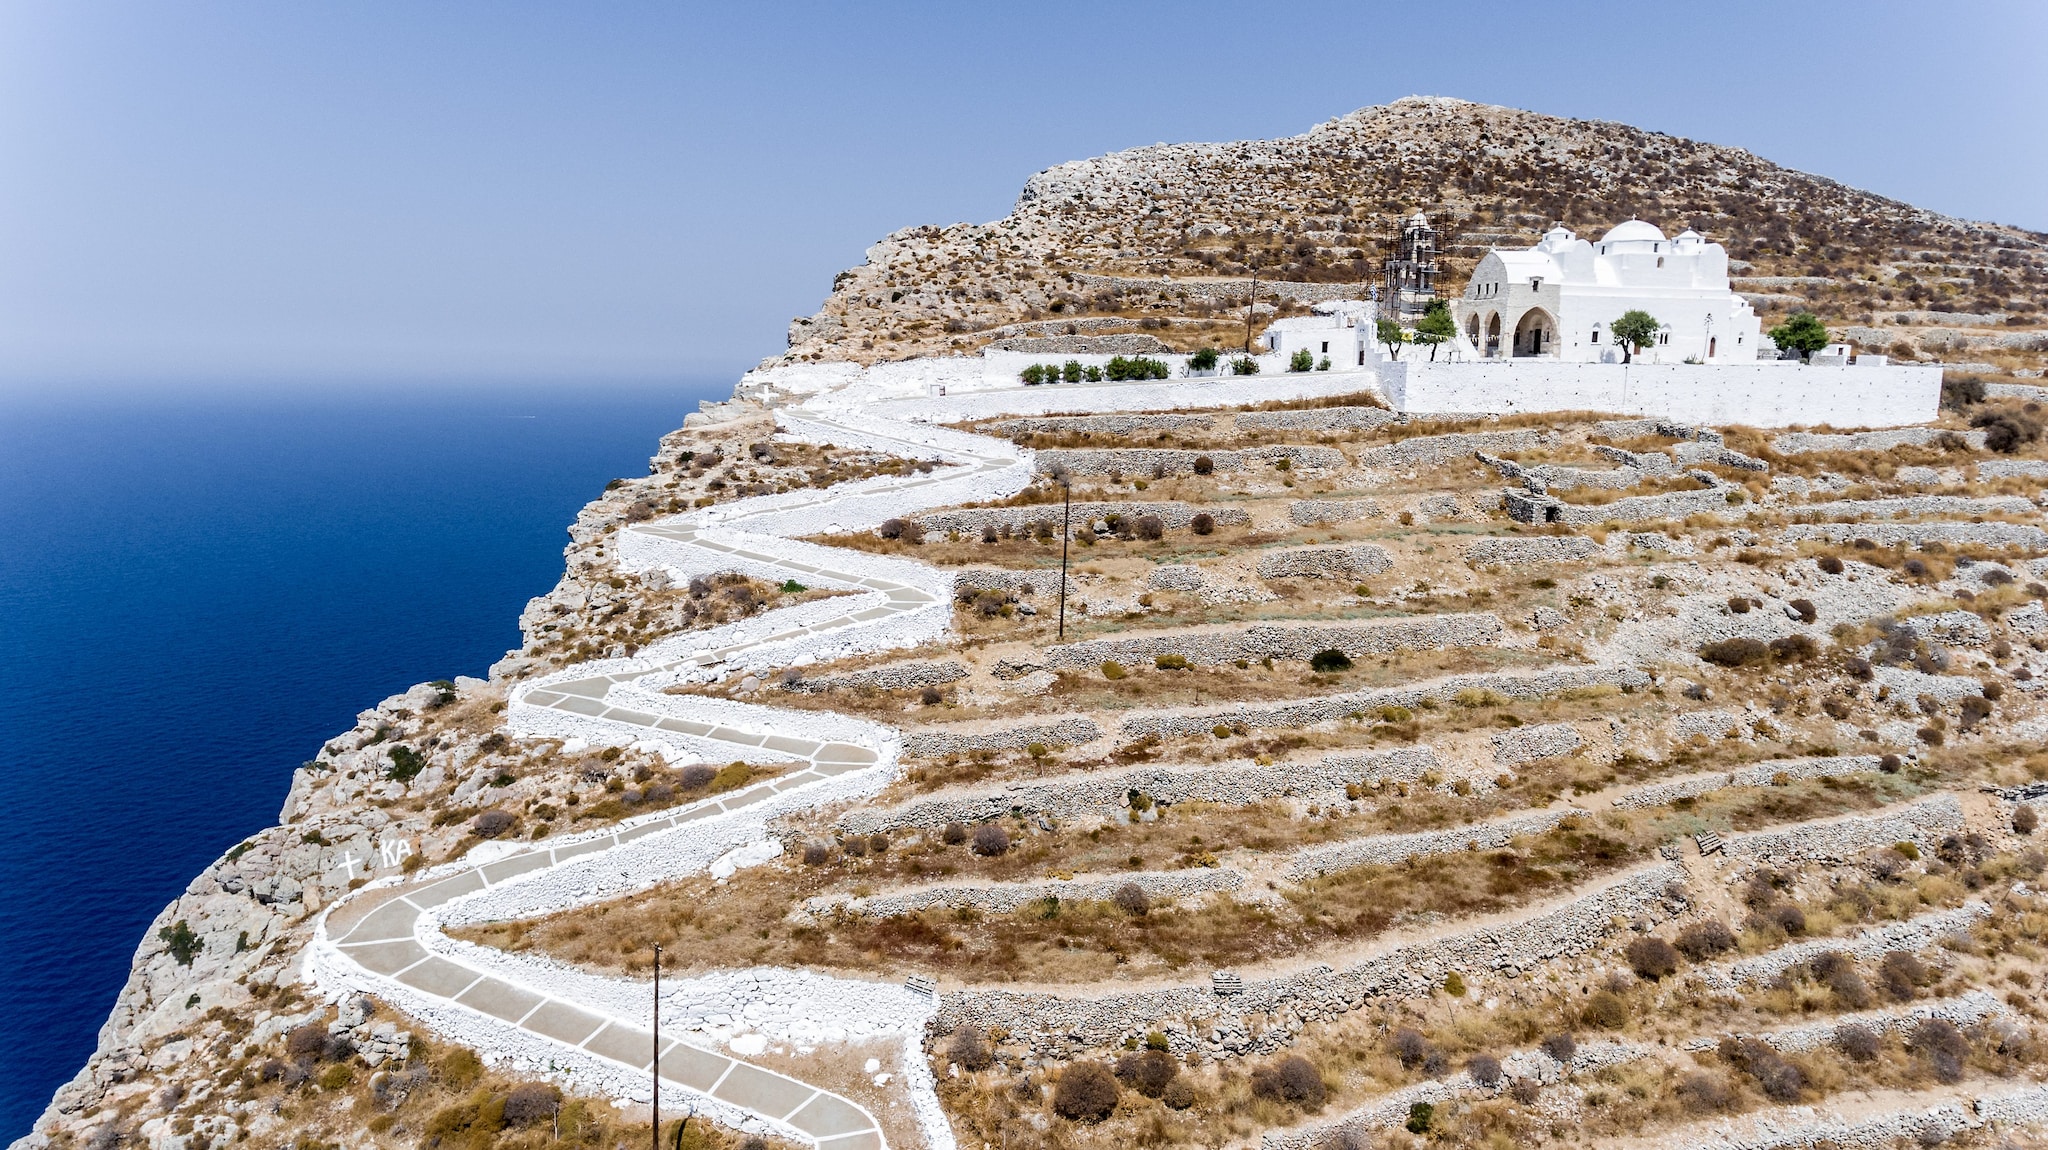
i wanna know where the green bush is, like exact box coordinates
[1188,348,1220,371]
[1154,654,1189,670]
[1101,660,1126,680]
[1062,360,1084,384]
[1310,648,1353,673]
[1288,348,1314,372]
[1020,364,1047,385]
[1229,356,1260,376]
[1104,356,1170,381]
[1406,1102,1434,1133]
[386,745,426,782]
[158,919,201,966]
[780,579,807,593]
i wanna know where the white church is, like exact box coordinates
[1449,220,1764,364]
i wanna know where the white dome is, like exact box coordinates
[1600,219,1667,245]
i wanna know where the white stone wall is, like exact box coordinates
[1379,360,1942,427]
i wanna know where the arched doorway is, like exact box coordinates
[1512,309,1557,357]
[1483,313,1501,358]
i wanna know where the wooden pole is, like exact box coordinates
[652,944,661,1150]
[1242,269,1260,354]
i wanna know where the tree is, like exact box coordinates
[1768,311,1830,360]
[1288,348,1314,372]
[1414,300,1457,361]
[1376,318,1408,360]
[1610,310,1660,363]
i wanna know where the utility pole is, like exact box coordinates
[1242,266,1260,354]
[651,944,661,1150]
[1057,478,1072,640]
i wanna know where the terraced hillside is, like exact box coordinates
[778,97,2048,380]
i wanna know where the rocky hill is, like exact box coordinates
[784,96,2048,374]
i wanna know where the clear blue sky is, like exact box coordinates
[3,0,2042,388]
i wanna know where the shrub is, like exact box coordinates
[940,822,967,846]
[1770,634,1819,662]
[1133,514,1164,541]
[1771,904,1808,935]
[386,745,426,782]
[1835,1023,1882,1062]
[1466,1054,1502,1088]
[970,824,1011,856]
[1161,1078,1197,1110]
[285,1023,328,1062]
[472,810,515,839]
[1154,654,1189,670]
[1289,348,1315,372]
[1062,360,1084,384]
[801,842,830,865]
[1442,971,1466,997]
[503,1083,561,1125]
[1720,1036,1803,1101]
[1392,1027,1437,1069]
[1626,936,1680,980]
[1051,1062,1119,1122]
[1674,920,1736,960]
[1817,555,1845,575]
[840,835,866,858]
[1230,356,1260,376]
[1789,598,1818,624]
[919,686,943,706]
[158,920,201,966]
[1727,595,1751,614]
[1942,373,1986,411]
[1677,1071,1735,1113]
[1020,364,1047,386]
[678,763,716,790]
[1113,1049,1178,1098]
[1310,648,1353,673]
[1879,950,1928,1000]
[878,517,907,539]
[1810,951,1872,1008]
[1188,348,1220,371]
[1539,1033,1577,1064]
[1974,408,2043,454]
[1101,660,1126,680]
[1912,1018,1969,1082]
[1250,1055,1325,1107]
[948,1025,992,1071]
[1112,883,1150,916]
[2017,805,2039,835]
[1582,990,1628,1030]
[1405,1102,1434,1134]
[1700,637,1769,667]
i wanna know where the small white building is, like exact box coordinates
[1450,221,1764,364]
[1259,299,1378,368]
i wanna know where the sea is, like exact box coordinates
[0,378,726,1141]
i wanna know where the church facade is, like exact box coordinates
[1449,220,1764,364]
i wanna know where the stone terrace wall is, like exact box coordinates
[1039,615,1503,670]
[1284,808,1570,880]
[1033,445,1346,477]
[1256,545,1394,579]
[1697,901,1990,990]
[901,717,1102,757]
[912,501,1250,534]
[1236,406,1398,433]
[934,864,1685,1060]
[785,661,968,695]
[1463,535,1600,565]
[1117,665,1649,739]
[1288,499,1384,525]
[983,414,1214,437]
[1979,459,2048,480]
[1353,430,1553,468]
[837,746,1445,835]
[1506,483,1738,526]
[1781,522,2048,549]
[950,567,1075,599]
[1788,494,2036,520]
[1592,418,1724,445]
[1490,722,1584,766]
[1721,793,1965,863]
[1612,756,1883,809]
[805,867,1247,920]
[1771,428,1986,454]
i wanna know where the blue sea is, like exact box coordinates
[0,379,725,1141]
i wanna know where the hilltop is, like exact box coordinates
[784,97,2048,374]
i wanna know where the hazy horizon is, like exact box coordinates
[4,0,2042,388]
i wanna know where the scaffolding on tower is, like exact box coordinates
[1381,211,1441,325]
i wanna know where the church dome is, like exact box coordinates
[1599,219,1667,246]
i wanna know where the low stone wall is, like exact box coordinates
[1256,544,1394,579]
[1611,756,1883,809]
[911,501,1251,535]
[950,567,1074,599]
[1978,458,2048,480]
[1672,441,1769,471]
[901,717,1102,757]
[934,863,1685,1060]
[1686,990,2007,1056]
[836,746,1446,835]
[1592,418,1724,445]
[1780,521,2048,549]
[1670,710,1747,741]
[1721,793,1965,863]
[987,334,1171,355]
[1507,483,1739,526]
[805,867,1247,920]
[1353,430,1553,468]
[1770,427,1986,454]
[983,414,1214,437]
[1789,494,2035,520]
[1039,614,1503,670]
[1284,808,1570,880]
[785,661,969,695]
[1463,535,1600,565]
[1288,498,1383,524]
[1033,445,1346,477]
[1697,900,1990,990]
[1117,665,1649,740]
[1236,406,1396,433]
[1490,722,1584,766]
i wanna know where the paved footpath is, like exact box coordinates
[313,386,1360,1147]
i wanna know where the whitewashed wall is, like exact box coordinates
[1379,360,1942,427]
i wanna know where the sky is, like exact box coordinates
[1,0,2043,389]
